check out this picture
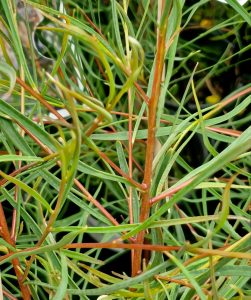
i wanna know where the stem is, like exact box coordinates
[0,204,31,299]
[16,77,70,126]
[132,2,171,276]
[65,242,180,251]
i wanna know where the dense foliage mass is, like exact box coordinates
[0,0,250,299]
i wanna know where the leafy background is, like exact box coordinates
[0,0,250,299]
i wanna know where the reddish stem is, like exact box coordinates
[150,178,194,205]
[0,204,31,299]
[132,5,170,276]
[16,77,70,125]
[64,242,180,251]
[2,289,18,300]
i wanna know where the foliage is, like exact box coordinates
[0,0,250,299]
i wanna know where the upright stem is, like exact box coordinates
[132,2,170,276]
[0,204,31,299]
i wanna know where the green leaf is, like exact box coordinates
[226,0,251,25]
[0,100,58,151]
[0,61,16,100]
[0,117,34,155]
[68,261,169,296]
[0,155,43,162]
[52,253,68,300]
[115,141,129,174]
[78,161,129,185]
[0,171,53,213]
[165,252,206,300]
[1,0,36,87]
[61,249,103,265]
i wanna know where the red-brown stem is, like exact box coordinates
[95,57,108,80]
[64,242,180,251]
[87,122,144,173]
[73,179,120,226]
[87,111,242,138]
[16,77,70,126]
[96,148,145,191]
[156,276,211,295]
[132,6,169,276]
[206,126,241,137]
[174,203,200,238]
[0,162,38,186]
[86,119,145,190]
[217,86,251,108]
[150,177,194,204]
[2,238,250,264]
[0,204,31,299]
[2,289,18,300]
[81,9,106,40]
[135,83,149,105]
[110,125,144,173]
[84,116,102,136]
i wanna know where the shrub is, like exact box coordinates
[0,0,250,299]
